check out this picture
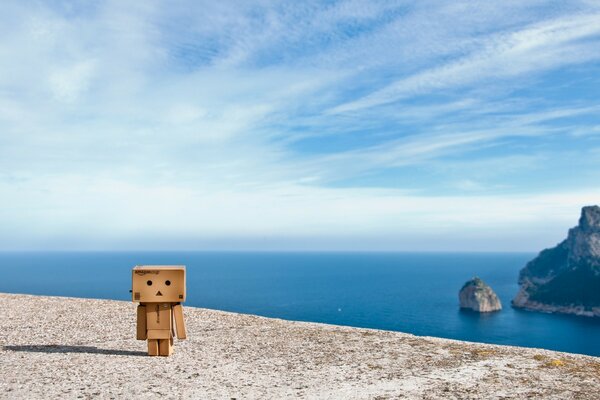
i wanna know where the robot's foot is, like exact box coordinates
[159,338,173,356]
[147,338,173,356]
[147,339,159,356]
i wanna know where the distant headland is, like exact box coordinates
[513,205,600,317]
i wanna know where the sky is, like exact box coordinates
[1,0,600,251]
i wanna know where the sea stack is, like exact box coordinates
[512,205,600,317]
[459,277,502,312]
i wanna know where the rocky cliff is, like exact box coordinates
[459,277,502,312]
[513,205,600,317]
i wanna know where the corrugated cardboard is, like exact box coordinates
[132,264,187,356]
[173,304,187,339]
[159,338,173,356]
[147,339,159,356]
[147,330,172,339]
[145,303,172,331]
[136,305,147,340]
[131,265,186,303]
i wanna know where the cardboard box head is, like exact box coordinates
[132,265,186,303]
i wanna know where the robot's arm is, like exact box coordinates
[173,304,187,340]
[136,305,147,340]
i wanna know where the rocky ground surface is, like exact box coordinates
[1,293,599,399]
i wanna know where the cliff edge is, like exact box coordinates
[513,205,600,317]
[1,293,599,399]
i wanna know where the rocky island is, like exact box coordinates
[1,293,599,399]
[513,205,600,317]
[459,277,502,312]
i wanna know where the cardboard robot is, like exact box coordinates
[131,265,187,356]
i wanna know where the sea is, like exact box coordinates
[1,251,599,357]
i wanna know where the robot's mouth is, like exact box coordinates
[156,291,163,296]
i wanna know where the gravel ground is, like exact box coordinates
[1,293,598,399]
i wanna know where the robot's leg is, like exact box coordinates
[147,339,159,356]
[158,338,173,356]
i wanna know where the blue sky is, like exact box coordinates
[1,1,599,251]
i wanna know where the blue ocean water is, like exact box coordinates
[1,251,599,356]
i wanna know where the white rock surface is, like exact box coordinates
[1,293,599,399]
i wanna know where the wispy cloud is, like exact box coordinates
[289,104,600,185]
[329,12,600,113]
[1,1,599,250]
[1,173,598,250]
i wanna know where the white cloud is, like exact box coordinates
[294,125,540,180]
[329,12,600,113]
[0,174,596,251]
[49,60,97,102]
[164,103,207,125]
[0,1,599,250]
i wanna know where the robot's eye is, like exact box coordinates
[165,280,171,286]
[146,280,152,286]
